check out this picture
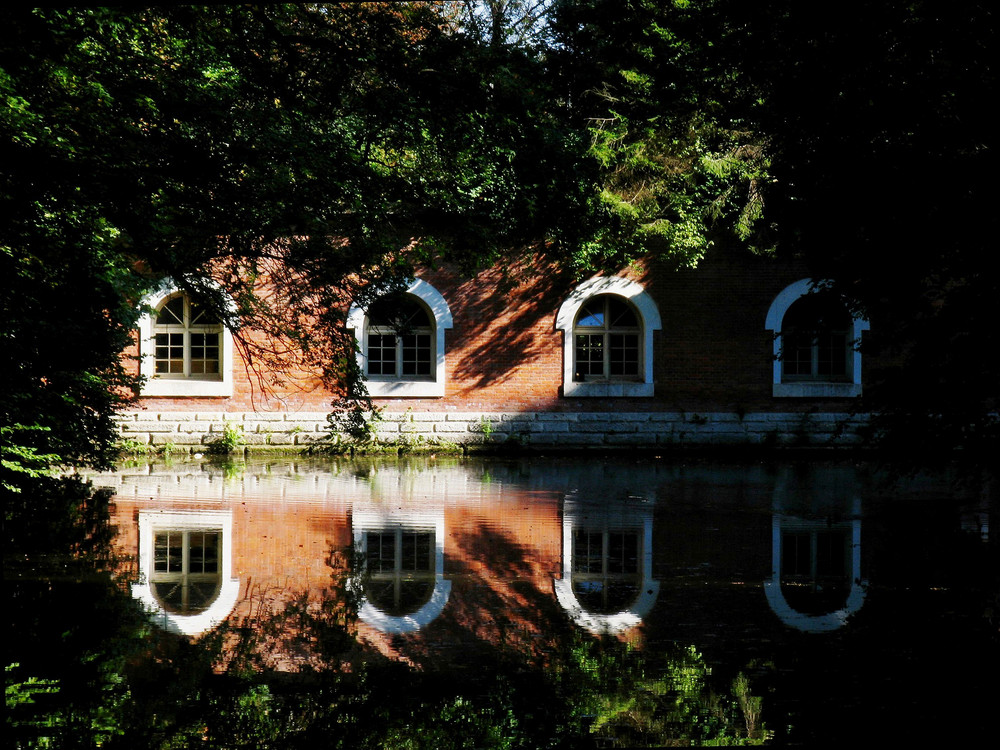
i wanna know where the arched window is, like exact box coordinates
[153,294,222,379]
[573,295,642,383]
[366,296,434,380]
[137,281,234,397]
[765,279,869,398]
[347,278,453,397]
[556,277,661,397]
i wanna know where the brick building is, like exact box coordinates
[118,248,873,450]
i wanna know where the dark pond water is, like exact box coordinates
[6,456,998,747]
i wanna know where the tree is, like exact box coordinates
[550,0,996,477]
[548,0,776,270]
[708,0,997,477]
[1,4,605,476]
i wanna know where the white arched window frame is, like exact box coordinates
[556,277,662,397]
[137,280,234,397]
[347,278,453,398]
[765,278,869,398]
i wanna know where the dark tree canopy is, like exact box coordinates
[1,4,603,476]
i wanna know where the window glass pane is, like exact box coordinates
[366,532,396,574]
[573,530,604,574]
[401,334,432,377]
[401,531,433,571]
[607,297,638,327]
[781,532,811,577]
[368,334,397,376]
[816,531,847,577]
[189,333,220,375]
[190,301,219,325]
[816,331,849,377]
[607,531,639,574]
[154,532,182,572]
[154,333,185,374]
[574,334,604,380]
[156,296,184,325]
[368,296,430,330]
[189,532,220,573]
[609,333,640,377]
[576,299,605,328]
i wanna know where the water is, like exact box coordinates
[6,456,997,747]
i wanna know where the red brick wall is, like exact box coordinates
[132,252,866,416]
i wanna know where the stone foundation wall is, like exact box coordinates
[116,410,869,451]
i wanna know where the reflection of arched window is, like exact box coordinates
[765,279,868,397]
[554,496,659,635]
[352,506,450,634]
[556,277,662,397]
[137,280,234,397]
[364,529,435,616]
[152,529,222,615]
[132,511,240,636]
[765,515,865,632]
[780,526,852,616]
[573,295,642,383]
[347,278,453,397]
[572,528,642,614]
[764,467,866,632]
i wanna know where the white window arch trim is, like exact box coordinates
[765,278,869,398]
[347,278,453,398]
[137,279,234,397]
[556,276,662,397]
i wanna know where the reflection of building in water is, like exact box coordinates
[101,460,653,649]
[132,510,241,636]
[764,467,866,632]
[554,493,659,635]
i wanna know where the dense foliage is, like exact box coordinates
[700,0,996,475]
[1,4,602,479]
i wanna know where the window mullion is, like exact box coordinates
[182,300,192,378]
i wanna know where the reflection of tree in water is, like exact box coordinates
[193,537,771,748]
